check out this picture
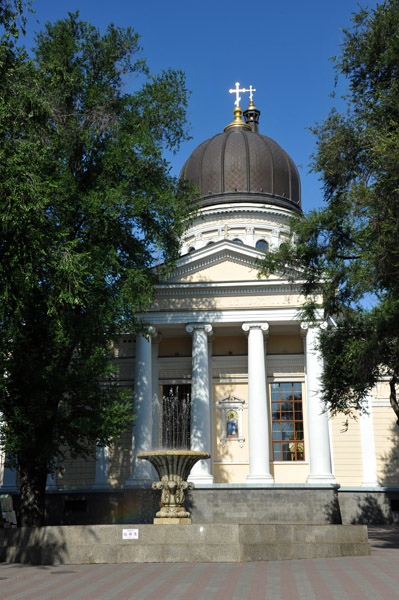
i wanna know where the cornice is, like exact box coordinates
[137,307,303,325]
[156,282,303,298]
[198,203,296,219]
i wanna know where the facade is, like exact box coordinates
[1,89,399,523]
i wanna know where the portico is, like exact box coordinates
[124,270,336,487]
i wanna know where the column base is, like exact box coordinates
[361,481,380,488]
[154,518,191,524]
[188,474,215,485]
[307,474,336,485]
[0,486,18,493]
[246,474,274,484]
[124,477,154,488]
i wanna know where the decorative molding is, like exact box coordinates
[196,204,295,221]
[267,354,304,376]
[156,278,304,299]
[138,307,304,325]
[157,284,303,298]
[158,357,191,381]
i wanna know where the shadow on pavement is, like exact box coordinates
[368,525,399,548]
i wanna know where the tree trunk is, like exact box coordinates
[389,375,399,428]
[18,459,48,527]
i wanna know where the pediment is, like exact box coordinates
[169,241,280,283]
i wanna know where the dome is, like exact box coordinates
[180,108,301,214]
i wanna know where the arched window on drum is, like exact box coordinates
[256,239,269,252]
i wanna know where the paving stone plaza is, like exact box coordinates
[0,527,397,600]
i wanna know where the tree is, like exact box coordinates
[0,12,193,526]
[260,0,399,425]
[0,0,32,40]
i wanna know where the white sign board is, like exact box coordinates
[122,528,139,540]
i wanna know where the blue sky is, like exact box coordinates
[21,0,379,212]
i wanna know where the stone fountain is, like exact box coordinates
[138,387,210,523]
[138,450,210,523]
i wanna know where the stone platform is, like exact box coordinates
[0,523,370,564]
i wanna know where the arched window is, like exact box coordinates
[256,239,269,252]
[188,246,195,253]
[232,238,243,244]
[207,240,215,246]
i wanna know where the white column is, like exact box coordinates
[242,323,274,483]
[151,335,161,450]
[125,327,155,487]
[360,392,379,487]
[208,334,214,476]
[195,231,204,250]
[301,323,336,484]
[92,446,110,489]
[186,323,214,483]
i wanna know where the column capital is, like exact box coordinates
[242,322,269,337]
[300,321,327,336]
[186,323,213,335]
[137,324,157,338]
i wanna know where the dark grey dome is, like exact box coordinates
[180,126,301,213]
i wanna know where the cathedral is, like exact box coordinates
[2,85,399,525]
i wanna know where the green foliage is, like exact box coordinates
[0,12,193,524]
[0,0,32,40]
[260,0,399,421]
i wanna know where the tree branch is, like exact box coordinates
[389,375,399,427]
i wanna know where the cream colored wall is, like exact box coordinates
[373,404,399,485]
[272,464,309,483]
[268,335,303,354]
[213,336,247,356]
[213,464,249,483]
[212,379,309,484]
[213,383,249,480]
[178,260,267,282]
[331,414,363,486]
[159,337,192,357]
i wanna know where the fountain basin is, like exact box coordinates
[138,450,210,524]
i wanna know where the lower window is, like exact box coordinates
[271,382,304,461]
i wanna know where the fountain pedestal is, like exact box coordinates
[137,450,210,524]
